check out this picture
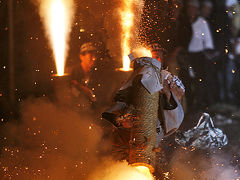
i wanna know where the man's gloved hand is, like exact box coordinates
[71,80,97,102]
[161,71,185,102]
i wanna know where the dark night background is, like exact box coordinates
[1,0,240,179]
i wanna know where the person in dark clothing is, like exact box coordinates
[70,42,118,113]
[177,0,215,111]
[211,0,233,102]
[200,0,220,106]
[232,32,240,105]
[102,57,184,177]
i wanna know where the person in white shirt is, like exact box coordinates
[187,0,214,52]
[188,17,214,52]
[199,0,221,106]
[184,0,215,110]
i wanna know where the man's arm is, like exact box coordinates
[160,73,185,135]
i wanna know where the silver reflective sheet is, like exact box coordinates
[175,113,228,150]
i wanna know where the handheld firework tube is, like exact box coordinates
[104,57,184,173]
[129,75,158,173]
[52,74,71,105]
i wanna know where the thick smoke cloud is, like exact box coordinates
[0,97,104,179]
[169,148,239,180]
[0,97,154,180]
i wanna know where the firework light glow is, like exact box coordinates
[92,162,155,180]
[39,0,74,76]
[132,47,152,58]
[120,0,134,71]
[119,0,152,71]
[134,166,154,179]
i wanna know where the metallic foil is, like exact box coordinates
[175,113,228,150]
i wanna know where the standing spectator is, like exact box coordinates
[227,0,240,105]
[187,0,214,53]
[225,0,239,102]
[165,0,185,75]
[232,31,240,105]
[178,0,214,111]
[200,0,219,106]
[211,0,233,102]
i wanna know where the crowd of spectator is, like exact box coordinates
[142,0,240,112]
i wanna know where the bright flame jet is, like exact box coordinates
[120,0,134,71]
[39,0,74,76]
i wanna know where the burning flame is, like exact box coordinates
[49,0,67,76]
[120,0,134,71]
[132,47,152,58]
[39,0,74,76]
[135,166,154,180]
[104,164,154,180]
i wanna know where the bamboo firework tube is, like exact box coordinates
[129,75,159,173]
[52,74,71,106]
